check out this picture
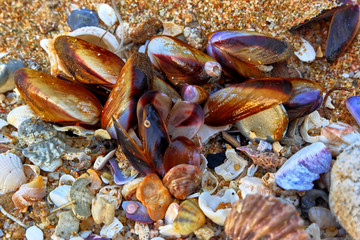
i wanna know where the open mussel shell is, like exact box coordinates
[326,4,360,63]
[147,35,222,86]
[14,68,102,125]
[283,78,323,120]
[224,194,310,240]
[204,78,292,126]
[206,43,264,80]
[102,52,152,137]
[208,30,294,65]
[54,35,125,86]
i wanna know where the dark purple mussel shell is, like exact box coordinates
[346,95,360,126]
[163,137,201,175]
[122,201,154,224]
[204,78,293,126]
[283,78,323,120]
[181,85,209,104]
[54,35,125,86]
[326,4,360,62]
[112,118,154,175]
[147,35,222,86]
[166,101,204,139]
[108,158,138,184]
[14,68,102,125]
[102,52,152,138]
[137,99,171,176]
[206,42,264,80]
[207,30,294,65]
[85,235,111,240]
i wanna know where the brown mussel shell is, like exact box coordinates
[207,30,294,65]
[54,35,125,86]
[102,52,152,136]
[14,68,102,125]
[136,173,173,221]
[204,78,292,126]
[224,194,310,240]
[163,164,202,199]
[147,35,222,86]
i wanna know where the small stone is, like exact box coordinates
[206,152,226,169]
[316,46,323,58]
[162,21,184,37]
[129,18,163,44]
[68,9,99,31]
[25,226,43,240]
[54,211,80,239]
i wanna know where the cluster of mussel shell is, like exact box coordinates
[4,17,356,238]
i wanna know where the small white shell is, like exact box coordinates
[197,124,231,144]
[158,224,181,238]
[238,176,272,199]
[100,217,123,238]
[165,202,180,225]
[53,125,94,137]
[68,27,120,54]
[300,111,329,143]
[201,171,218,194]
[96,4,117,27]
[59,174,76,186]
[294,37,316,63]
[49,185,71,207]
[198,189,239,226]
[93,149,116,170]
[25,226,43,240]
[91,196,116,225]
[97,185,122,208]
[0,152,26,194]
[6,105,37,129]
[215,149,248,181]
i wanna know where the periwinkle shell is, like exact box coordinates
[275,142,332,191]
[122,201,153,224]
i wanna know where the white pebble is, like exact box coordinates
[26,226,43,240]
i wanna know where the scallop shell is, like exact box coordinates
[224,194,310,240]
[173,199,205,235]
[215,149,248,181]
[0,152,26,194]
[6,105,37,129]
[12,176,46,211]
[198,189,239,226]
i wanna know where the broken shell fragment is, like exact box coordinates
[201,170,218,194]
[54,35,125,86]
[0,152,26,194]
[99,217,123,239]
[238,176,272,199]
[235,104,288,142]
[49,185,71,207]
[275,142,332,191]
[136,173,172,221]
[97,185,122,208]
[147,35,221,86]
[215,149,248,181]
[294,37,316,63]
[12,175,46,211]
[91,196,116,225]
[204,78,292,126]
[102,52,152,137]
[108,158,138,185]
[300,110,330,143]
[224,194,310,240]
[173,199,206,235]
[55,211,80,239]
[163,164,202,199]
[69,178,95,220]
[121,177,144,201]
[122,201,153,224]
[198,189,239,226]
[6,105,37,129]
[14,68,102,125]
[165,202,180,225]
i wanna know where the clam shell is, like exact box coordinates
[224,194,310,240]
[6,105,37,129]
[173,199,205,235]
[215,149,248,181]
[0,152,26,194]
[12,176,46,211]
[198,189,239,226]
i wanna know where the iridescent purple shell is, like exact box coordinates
[108,158,138,185]
[122,201,154,224]
[85,234,110,240]
[346,95,360,126]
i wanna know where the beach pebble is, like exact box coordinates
[68,9,99,31]
[330,142,360,239]
[25,226,43,240]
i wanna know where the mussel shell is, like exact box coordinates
[147,35,221,86]
[152,75,181,102]
[206,43,263,80]
[208,30,294,65]
[102,52,152,136]
[204,78,292,126]
[180,85,209,104]
[14,68,102,125]
[283,78,323,120]
[108,158,138,185]
[54,35,125,86]
[326,5,360,63]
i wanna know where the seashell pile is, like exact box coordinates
[1,0,360,239]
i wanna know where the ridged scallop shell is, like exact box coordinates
[6,105,37,129]
[224,194,310,240]
[0,152,26,194]
[173,199,205,235]
[12,176,46,211]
